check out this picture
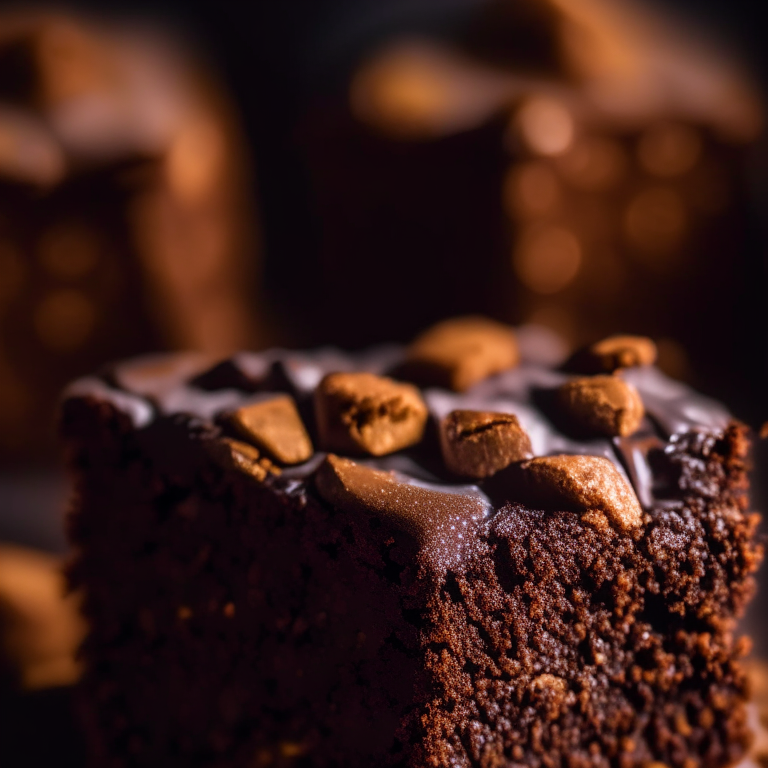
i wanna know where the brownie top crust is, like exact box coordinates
[61,319,733,572]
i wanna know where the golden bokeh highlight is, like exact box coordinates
[166,119,225,204]
[35,20,110,105]
[624,187,686,258]
[513,226,582,294]
[0,114,66,187]
[638,123,702,177]
[514,98,575,157]
[557,136,626,190]
[34,290,96,352]
[350,54,452,139]
[504,162,560,218]
[37,226,100,280]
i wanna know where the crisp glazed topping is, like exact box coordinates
[440,410,533,479]
[314,455,487,562]
[558,375,645,437]
[314,372,428,457]
[63,318,735,532]
[522,455,643,531]
[224,395,313,465]
[398,316,519,392]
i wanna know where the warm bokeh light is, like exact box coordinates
[504,162,561,217]
[514,97,575,156]
[35,20,109,105]
[350,45,458,139]
[624,186,687,258]
[553,0,763,140]
[350,42,514,140]
[166,117,226,204]
[0,109,66,186]
[513,225,582,294]
[637,122,702,177]
[37,226,100,280]
[33,290,96,352]
[556,136,626,190]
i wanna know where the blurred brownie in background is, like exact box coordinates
[0,544,85,767]
[288,0,763,408]
[0,10,260,465]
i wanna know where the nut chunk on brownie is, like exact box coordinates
[61,323,762,768]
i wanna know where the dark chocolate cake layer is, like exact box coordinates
[61,321,763,768]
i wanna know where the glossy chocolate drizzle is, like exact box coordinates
[63,341,731,517]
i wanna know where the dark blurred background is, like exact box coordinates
[1,2,768,760]
[2,0,768,468]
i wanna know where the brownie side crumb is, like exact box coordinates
[404,423,762,768]
[64,394,762,768]
[65,410,428,767]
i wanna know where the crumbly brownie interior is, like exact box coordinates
[413,427,758,768]
[61,324,763,768]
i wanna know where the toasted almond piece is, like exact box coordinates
[315,372,427,456]
[440,409,533,478]
[558,375,644,437]
[208,437,280,482]
[523,454,642,531]
[227,395,313,465]
[400,316,519,392]
[570,335,657,373]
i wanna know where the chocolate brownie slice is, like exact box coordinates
[61,322,763,768]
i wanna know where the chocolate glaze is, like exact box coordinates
[62,339,734,536]
[63,378,154,430]
[315,456,489,569]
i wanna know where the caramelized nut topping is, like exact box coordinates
[208,438,280,482]
[314,455,486,543]
[315,372,427,456]
[440,409,533,478]
[571,335,657,373]
[400,316,519,392]
[558,376,644,437]
[523,455,642,531]
[227,395,313,465]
